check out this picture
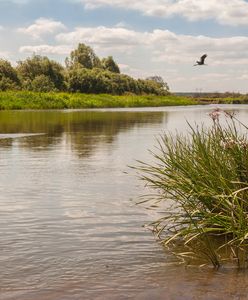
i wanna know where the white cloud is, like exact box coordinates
[114,21,129,28]
[79,0,248,26]
[56,26,144,46]
[56,25,248,91]
[0,51,10,59]
[19,44,73,55]
[15,24,248,92]
[118,63,150,77]
[55,26,248,65]
[17,18,66,39]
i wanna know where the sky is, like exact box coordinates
[1,0,248,92]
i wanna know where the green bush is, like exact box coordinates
[0,59,20,90]
[31,75,57,92]
[66,67,168,95]
[16,55,65,91]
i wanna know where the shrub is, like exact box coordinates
[66,67,168,95]
[0,59,20,90]
[17,55,65,91]
[31,75,57,92]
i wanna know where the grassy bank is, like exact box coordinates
[0,91,248,110]
[0,91,199,109]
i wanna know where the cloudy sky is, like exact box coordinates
[1,0,248,92]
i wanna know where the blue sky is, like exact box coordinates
[1,0,248,92]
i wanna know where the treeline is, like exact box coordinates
[0,43,169,95]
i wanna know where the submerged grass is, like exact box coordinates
[136,109,248,268]
[0,91,198,109]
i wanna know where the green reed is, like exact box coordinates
[137,109,248,268]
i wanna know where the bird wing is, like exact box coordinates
[200,54,207,63]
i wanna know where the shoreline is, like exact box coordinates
[0,91,247,110]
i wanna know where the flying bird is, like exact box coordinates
[194,54,207,66]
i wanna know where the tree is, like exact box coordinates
[16,55,65,91]
[102,56,120,73]
[0,43,170,95]
[65,66,169,95]
[66,68,95,93]
[65,43,101,69]
[0,59,20,90]
[31,75,56,92]
[146,75,170,93]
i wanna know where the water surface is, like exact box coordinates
[1,105,248,300]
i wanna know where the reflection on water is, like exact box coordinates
[1,105,248,300]
[0,110,164,157]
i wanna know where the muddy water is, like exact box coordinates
[1,105,248,300]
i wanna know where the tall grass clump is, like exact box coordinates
[137,109,248,268]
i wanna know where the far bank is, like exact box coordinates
[0,91,247,110]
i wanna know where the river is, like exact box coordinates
[1,105,248,300]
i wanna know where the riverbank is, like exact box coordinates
[0,91,247,109]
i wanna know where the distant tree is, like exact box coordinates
[0,59,20,90]
[65,43,101,69]
[146,75,170,93]
[0,77,19,91]
[16,55,65,91]
[66,67,167,95]
[102,56,120,73]
[66,67,94,93]
[0,43,170,95]
[66,68,114,94]
[31,75,56,92]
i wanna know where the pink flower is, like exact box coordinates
[209,109,221,121]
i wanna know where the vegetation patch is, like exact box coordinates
[0,43,169,96]
[136,109,248,268]
[0,91,198,110]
